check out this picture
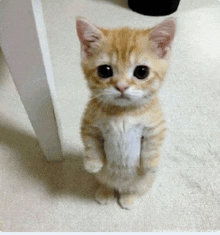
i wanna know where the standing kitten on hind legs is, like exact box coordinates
[76,17,176,209]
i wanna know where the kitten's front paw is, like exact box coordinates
[84,159,103,173]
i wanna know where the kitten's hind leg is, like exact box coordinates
[118,193,139,210]
[95,185,115,205]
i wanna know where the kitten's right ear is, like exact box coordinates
[76,17,103,60]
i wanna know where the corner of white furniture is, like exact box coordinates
[0,0,64,161]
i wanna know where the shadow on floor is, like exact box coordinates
[96,0,128,9]
[0,119,98,201]
[0,47,10,85]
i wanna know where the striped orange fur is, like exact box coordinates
[76,17,176,209]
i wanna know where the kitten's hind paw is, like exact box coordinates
[95,186,115,205]
[84,159,103,173]
[119,194,139,210]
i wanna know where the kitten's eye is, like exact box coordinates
[134,65,149,80]
[97,65,113,78]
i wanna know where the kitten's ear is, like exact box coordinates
[149,18,176,59]
[76,17,103,59]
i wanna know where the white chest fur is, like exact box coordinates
[97,117,144,168]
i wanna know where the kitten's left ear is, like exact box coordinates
[149,18,176,59]
[76,17,103,60]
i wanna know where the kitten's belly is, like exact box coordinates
[102,124,144,169]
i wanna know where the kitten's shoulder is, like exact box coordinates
[81,99,103,126]
[130,98,165,129]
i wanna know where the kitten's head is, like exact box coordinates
[76,17,176,108]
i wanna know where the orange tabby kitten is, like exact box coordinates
[76,17,176,209]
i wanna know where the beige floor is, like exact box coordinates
[1,0,220,232]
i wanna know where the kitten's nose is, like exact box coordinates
[115,82,129,93]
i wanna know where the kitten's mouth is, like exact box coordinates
[115,95,130,100]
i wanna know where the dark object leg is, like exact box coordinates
[128,0,181,16]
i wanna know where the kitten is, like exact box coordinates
[76,17,176,209]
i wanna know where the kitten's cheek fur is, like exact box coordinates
[84,158,103,173]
